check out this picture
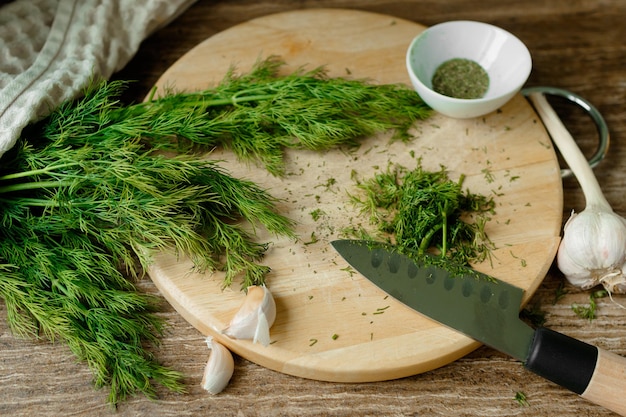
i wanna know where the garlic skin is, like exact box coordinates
[557,208,626,293]
[201,336,234,395]
[222,285,276,346]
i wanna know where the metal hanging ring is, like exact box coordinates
[522,86,609,178]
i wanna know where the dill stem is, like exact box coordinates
[201,93,276,107]
[0,197,84,208]
[441,201,449,257]
[146,93,277,109]
[146,85,158,102]
[0,162,81,181]
[419,223,443,254]
[0,180,73,194]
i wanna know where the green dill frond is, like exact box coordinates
[137,56,431,175]
[0,56,432,404]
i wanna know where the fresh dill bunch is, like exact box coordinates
[0,56,432,404]
[0,126,295,404]
[0,82,297,404]
[0,239,183,404]
[351,161,496,266]
[2,118,296,288]
[112,56,431,175]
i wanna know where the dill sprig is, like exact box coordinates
[117,56,431,175]
[350,161,496,267]
[0,57,430,404]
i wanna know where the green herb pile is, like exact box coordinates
[0,56,430,404]
[350,161,495,267]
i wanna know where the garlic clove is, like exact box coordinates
[201,336,234,395]
[222,285,276,347]
[252,307,272,347]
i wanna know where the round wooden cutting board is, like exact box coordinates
[147,9,563,382]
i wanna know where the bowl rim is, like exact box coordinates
[406,20,532,104]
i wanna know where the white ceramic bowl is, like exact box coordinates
[406,21,532,119]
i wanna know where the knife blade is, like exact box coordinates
[332,239,626,416]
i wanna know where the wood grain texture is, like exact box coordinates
[582,349,626,416]
[146,8,562,383]
[2,1,626,416]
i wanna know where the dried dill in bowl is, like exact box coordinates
[432,58,490,99]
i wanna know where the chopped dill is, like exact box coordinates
[572,290,608,321]
[481,167,495,183]
[316,177,338,191]
[349,160,496,268]
[341,266,356,277]
[310,208,326,221]
[553,280,568,305]
[373,306,390,315]
[303,231,319,245]
[514,391,530,406]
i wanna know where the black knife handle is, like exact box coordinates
[525,327,597,393]
[525,327,626,415]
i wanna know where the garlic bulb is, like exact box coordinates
[222,285,276,346]
[530,92,626,294]
[201,336,234,395]
[557,209,626,293]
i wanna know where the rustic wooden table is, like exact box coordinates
[1,1,625,416]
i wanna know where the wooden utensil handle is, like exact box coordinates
[581,348,626,416]
[525,327,626,416]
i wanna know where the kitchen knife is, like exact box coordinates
[331,239,626,416]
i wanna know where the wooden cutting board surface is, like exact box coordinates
[147,9,563,382]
